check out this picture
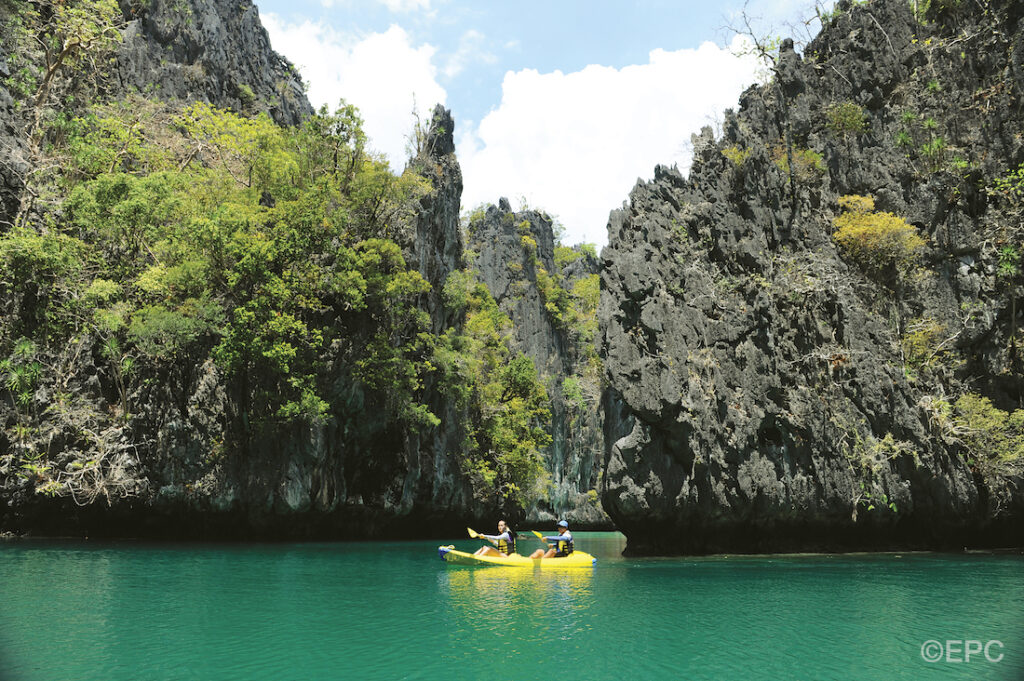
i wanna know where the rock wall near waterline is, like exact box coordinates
[599,0,1024,553]
[2,0,1023,553]
[467,200,608,527]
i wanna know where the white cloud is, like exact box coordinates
[457,37,760,247]
[378,0,430,11]
[265,14,761,247]
[443,29,496,79]
[264,16,446,169]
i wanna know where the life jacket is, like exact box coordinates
[555,534,573,556]
[497,530,517,555]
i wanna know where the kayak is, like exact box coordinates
[437,545,597,567]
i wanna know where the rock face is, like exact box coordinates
[396,105,472,530]
[410,106,465,336]
[0,50,26,229]
[5,0,1024,553]
[0,27,29,230]
[0,106,471,540]
[0,104,608,538]
[115,0,312,126]
[600,0,1024,553]
[0,0,312,229]
[468,201,608,526]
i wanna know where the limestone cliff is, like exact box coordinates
[467,200,608,526]
[600,0,1024,553]
[0,23,28,229]
[0,0,475,538]
[0,0,609,538]
[5,0,1024,553]
[0,105,474,539]
[115,0,311,126]
[0,0,311,230]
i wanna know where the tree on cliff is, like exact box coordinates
[2,0,125,225]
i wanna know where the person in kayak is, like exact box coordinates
[473,520,517,557]
[530,520,573,558]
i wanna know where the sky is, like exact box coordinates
[257,0,829,246]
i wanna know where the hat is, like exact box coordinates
[557,520,569,528]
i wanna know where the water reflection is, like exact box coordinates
[437,566,598,666]
[440,566,595,611]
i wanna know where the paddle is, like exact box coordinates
[468,527,498,546]
[532,530,551,547]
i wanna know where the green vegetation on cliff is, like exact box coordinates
[0,1,569,524]
[832,194,924,281]
[4,100,436,428]
[0,91,553,513]
[438,270,552,510]
[459,203,606,522]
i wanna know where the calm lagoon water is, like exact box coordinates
[0,532,1021,680]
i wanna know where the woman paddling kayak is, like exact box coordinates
[473,519,517,557]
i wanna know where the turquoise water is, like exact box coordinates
[0,533,1021,680]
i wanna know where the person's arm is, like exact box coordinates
[544,533,573,543]
[480,531,510,542]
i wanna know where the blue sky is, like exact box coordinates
[258,0,826,246]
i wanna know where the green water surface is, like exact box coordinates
[0,532,1021,680]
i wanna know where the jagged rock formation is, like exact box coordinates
[1,0,610,537]
[5,0,1024,554]
[0,29,28,229]
[395,105,471,530]
[115,0,312,126]
[0,102,610,538]
[0,106,472,539]
[600,0,1024,553]
[0,0,311,229]
[467,200,608,526]
[410,107,465,336]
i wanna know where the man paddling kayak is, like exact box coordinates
[529,520,573,558]
[473,519,517,557]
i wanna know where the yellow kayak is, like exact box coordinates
[437,545,596,567]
